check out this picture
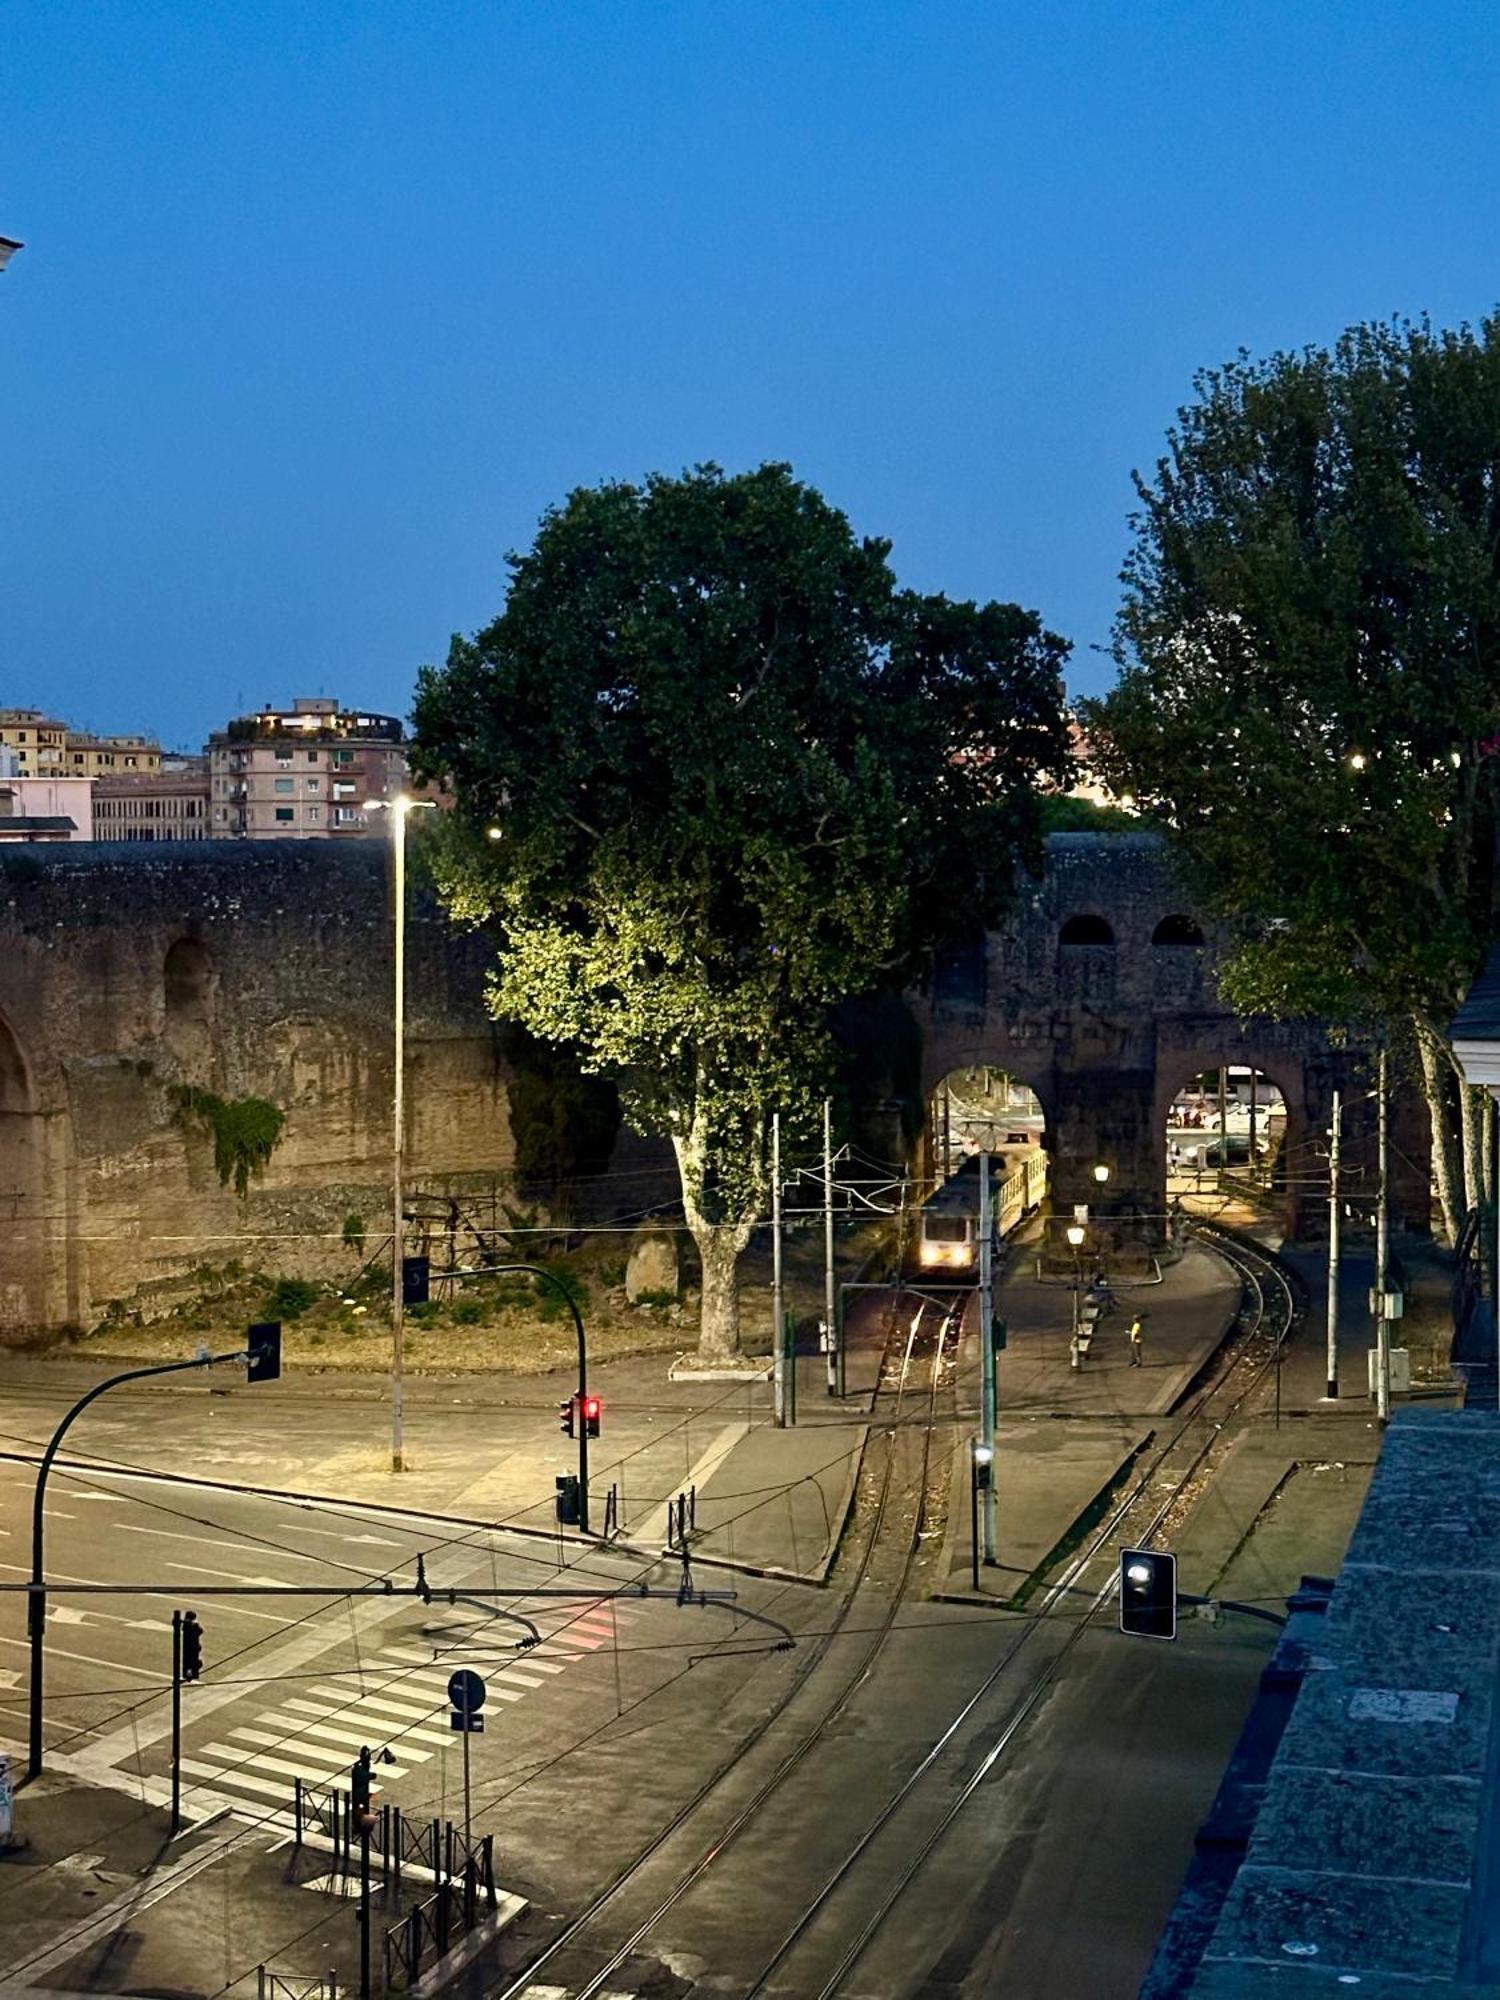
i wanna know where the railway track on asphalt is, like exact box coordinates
[487,1292,960,2000]
[730,1222,1306,1999]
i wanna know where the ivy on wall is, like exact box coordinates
[169,1084,285,1197]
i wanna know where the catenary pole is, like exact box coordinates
[823,1098,838,1397]
[978,1152,996,1563]
[772,1112,786,1427]
[1325,1088,1341,1400]
[1375,1048,1391,1423]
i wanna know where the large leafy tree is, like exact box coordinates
[414,463,1069,1357]
[1083,317,1500,1237]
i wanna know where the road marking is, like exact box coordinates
[259,1708,436,1758]
[282,1695,451,1750]
[178,1757,294,1807]
[165,1560,306,1588]
[0,1633,161,1678]
[223,1728,411,1780]
[199,1739,410,1786]
[118,1522,328,1563]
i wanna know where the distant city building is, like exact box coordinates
[207,697,408,839]
[0,708,163,780]
[0,754,95,842]
[93,764,210,843]
[0,709,69,774]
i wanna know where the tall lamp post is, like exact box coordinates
[371,794,435,1473]
[1066,1221,1086,1366]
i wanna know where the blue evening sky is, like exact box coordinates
[4,2,1497,749]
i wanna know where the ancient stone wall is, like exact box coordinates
[0,831,1431,1338]
[0,841,514,1338]
[910,834,1428,1238]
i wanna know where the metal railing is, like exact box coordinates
[257,1972,338,2000]
[383,1839,497,1991]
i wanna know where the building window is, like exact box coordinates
[307,750,319,764]
[275,748,293,765]
[275,807,294,823]
[305,778,320,792]
[274,777,294,794]
[333,781,356,798]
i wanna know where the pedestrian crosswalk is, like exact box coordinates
[177,1596,638,1831]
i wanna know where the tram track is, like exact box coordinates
[764,1224,1304,1992]
[485,1291,959,2000]
[733,1224,1305,1998]
[491,1228,1301,2000]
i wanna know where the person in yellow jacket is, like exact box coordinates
[1128,1313,1144,1367]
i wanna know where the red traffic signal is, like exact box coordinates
[581,1394,601,1438]
[180,1609,204,1682]
[558,1398,575,1437]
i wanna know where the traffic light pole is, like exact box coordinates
[170,1610,183,1834]
[27,1349,247,1784]
[485,1264,591,1534]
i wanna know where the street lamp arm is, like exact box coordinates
[28,1349,236,1781]
[480,1263,587,1391]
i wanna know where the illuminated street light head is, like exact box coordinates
[1066,1224,1086,1248]
[1348,751,1367,771]
[486,825,503,842]
[1093,1164,1111,1184]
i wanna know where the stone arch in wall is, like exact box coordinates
[0,1011,46,1332]
[1154,1047,1309,1234]
[163,936,217,1074]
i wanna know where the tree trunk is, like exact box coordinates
[1414,1015,1462,1244]
[672,1126,760,1364]
[1484,1093,1496,1211]
[688,1215,755,1362]
[1462,1079,1487,1220]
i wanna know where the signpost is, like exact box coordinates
[448,1669,486,1850]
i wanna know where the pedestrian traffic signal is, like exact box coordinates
[181,1610,204,1682]
[558,1398,575,1437]
[246,1321,281,1384]
[402,1256,430,1307]
[1119,1547,1177,1640]
[581,1394,601,1438]
[972,1440,994,1491]
[555,1474,580,1525]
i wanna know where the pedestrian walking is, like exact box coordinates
[1128,1313,1144,1366]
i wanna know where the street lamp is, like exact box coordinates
[369,794,435,1473]
[1093,1163,1111,1185]
[1066,1222,1086,1368]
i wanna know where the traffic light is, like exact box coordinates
[246,1321,281,1384]
[1119,1547,1177,1640]
[558,1397,575,1437]
[581,1394,601,1439]
[555,1474,580,1525]
[402,1256,430,1307]
[972,1441,994,1491]
[991,1316,1008,1354]
[181,1610,204,1682]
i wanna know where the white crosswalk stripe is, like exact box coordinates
[177,1600,643,1826]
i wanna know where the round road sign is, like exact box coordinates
[447,1668,487,1715]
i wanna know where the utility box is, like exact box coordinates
[1367,1347,1412,1395]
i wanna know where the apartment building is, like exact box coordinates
[207,697,408,838]
[93,764,210,842]
[0,751,95,841]
[0,709,163,779]
[0,709,68,774]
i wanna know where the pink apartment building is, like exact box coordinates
[206,697,409,839]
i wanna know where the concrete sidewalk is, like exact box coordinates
[935,1239,1243,1603]
[0,1772,524,1997]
